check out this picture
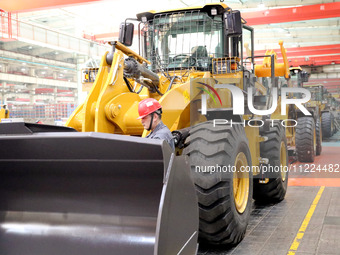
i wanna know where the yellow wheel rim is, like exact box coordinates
[280,141,287,182]
[233,152,249,214]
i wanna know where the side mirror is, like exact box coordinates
[119,22,134,46]
[224,10,242,36]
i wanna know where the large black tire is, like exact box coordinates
[184,121,253,245]
[296,117,316,162]
[316,118,322,156]
[253,124,288,203]
[321,112,332,138]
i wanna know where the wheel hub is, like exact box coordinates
[233,152,249,214]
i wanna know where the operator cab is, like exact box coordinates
[119,3,254,74]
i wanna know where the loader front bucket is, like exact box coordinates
[0,123,198,255]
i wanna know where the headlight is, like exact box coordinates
[212,57,239,74]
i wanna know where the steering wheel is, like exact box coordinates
[172,54,196,66]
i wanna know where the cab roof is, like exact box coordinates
[136,3,228,21]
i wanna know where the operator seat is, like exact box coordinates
[191,46,208,58]
[191,46,208,69]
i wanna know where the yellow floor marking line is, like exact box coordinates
[287,186,325,255]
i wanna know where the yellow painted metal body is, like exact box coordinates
[67,43,207,137]
[67,30,289,176]
[255,41,289,79]
[0,106,9,121]
[233,151,250,213]
[244,125,260,168]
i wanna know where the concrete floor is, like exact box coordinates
[198,133,340,255]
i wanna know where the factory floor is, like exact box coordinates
[198,133,340,255]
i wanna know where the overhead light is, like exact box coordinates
[44,66,48,69]
[258,1,265,9]
[141,16,147,23]
[211,8,217,16]
[22,63,26,65]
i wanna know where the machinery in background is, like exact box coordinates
[283,67,319,162]
[0,105,9,121]
[298,82,323,157]
[304,84,338,140]
[324,91,340,136]
[0,3,291,254]
[333,96,340,125]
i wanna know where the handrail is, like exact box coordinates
[1,11,109,56]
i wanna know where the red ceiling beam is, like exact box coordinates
[242,2,340,26]
[284,44,340,53]
[0,0,102,13]
[254,54,340,67]
[255,44,340,57]
[35,88,54,94]
[288,55,340,67]
[15,98,30,102]
[254,45,340,67]
[88,31,139,41]
[269,48,339,58]
[94,32,120,39]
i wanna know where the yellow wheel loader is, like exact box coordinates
[0,105,9,121]
[0,3,290,254]
[331,96,340,133]
[324,93,340,136]
[302,84,326,155]
[282,67,319,162]
[303,84,337,141]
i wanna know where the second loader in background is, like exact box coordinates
[0,105,9,121]
[303,84,339,140]
[283,67,320,162]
